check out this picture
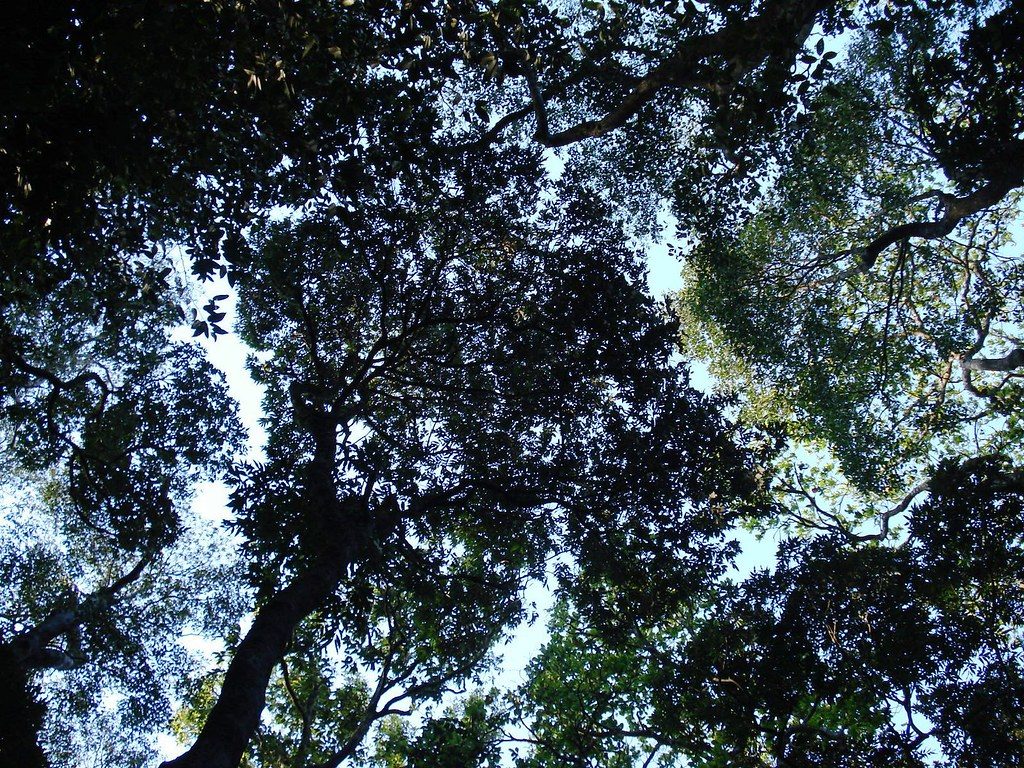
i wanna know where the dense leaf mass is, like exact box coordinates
[1,1,1023,767]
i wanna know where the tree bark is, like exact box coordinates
[161,538,359,768]
[861,175,1022,271]
[963,348,1024,372]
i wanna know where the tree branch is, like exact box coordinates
[279,657,315,765]
[5,546,157,669]
[860,175,1022,272]
[539,0,832,147]
[963,348,1024,373]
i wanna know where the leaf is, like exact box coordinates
[868,18,896,35]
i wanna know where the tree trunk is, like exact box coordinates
[161,539,358,768]
[0,646,48,768]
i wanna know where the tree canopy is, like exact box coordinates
[2,1,1023,767]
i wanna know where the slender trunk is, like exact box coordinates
[161,538,358,768]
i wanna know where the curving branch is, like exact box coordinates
[792,173,1023,299]
[435,70,587,155]
[859,174,1023,272]
[963,348,1024,373]
[5,546,156,670]
[851,480,930,543]
[781,475,930,544]
[956,315,1024,399]
[438,0,834,154]
[538,0,832,147]
[279,656,317,765]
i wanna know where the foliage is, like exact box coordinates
[2,1,1024,768]
[515,457,1024,767]
[676,2,1024,494]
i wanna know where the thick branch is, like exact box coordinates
[963,348,1024,373]
[436,0,831,155]
[860,175,1022,271]
[6,548,155,669]
[164,374,365,768]
[540,0,832,147]
[522,60,550,141]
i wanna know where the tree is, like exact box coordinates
[159,151,754,768]
[513,456,1024,766]
[0,249,245,761]
[676,1,1024,495]
[4,1,1024,767]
